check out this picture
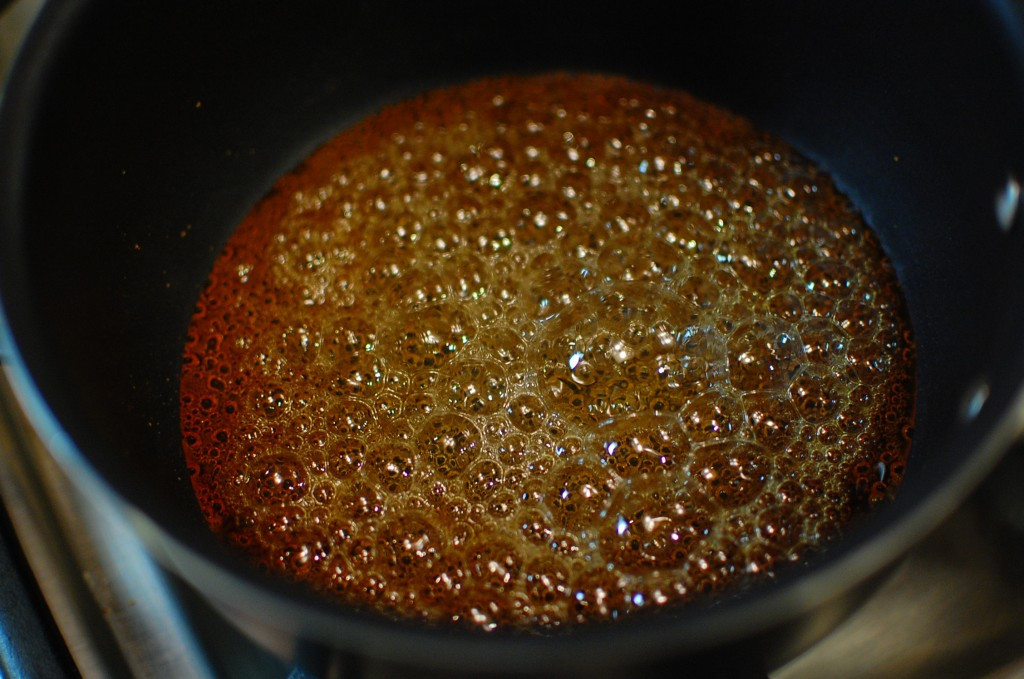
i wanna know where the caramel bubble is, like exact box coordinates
[181,73,915,631]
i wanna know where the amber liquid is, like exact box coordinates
[180,74,915,630]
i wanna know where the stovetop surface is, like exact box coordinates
[0,501,76,678]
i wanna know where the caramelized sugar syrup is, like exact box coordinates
[180,74,915,630]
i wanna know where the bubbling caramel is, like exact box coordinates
[180,73,915,630]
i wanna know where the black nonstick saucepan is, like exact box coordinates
[2,0,1024,675]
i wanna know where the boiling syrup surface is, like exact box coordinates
[180,74,915,629]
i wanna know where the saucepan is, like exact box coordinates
[2,0,1024,675]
